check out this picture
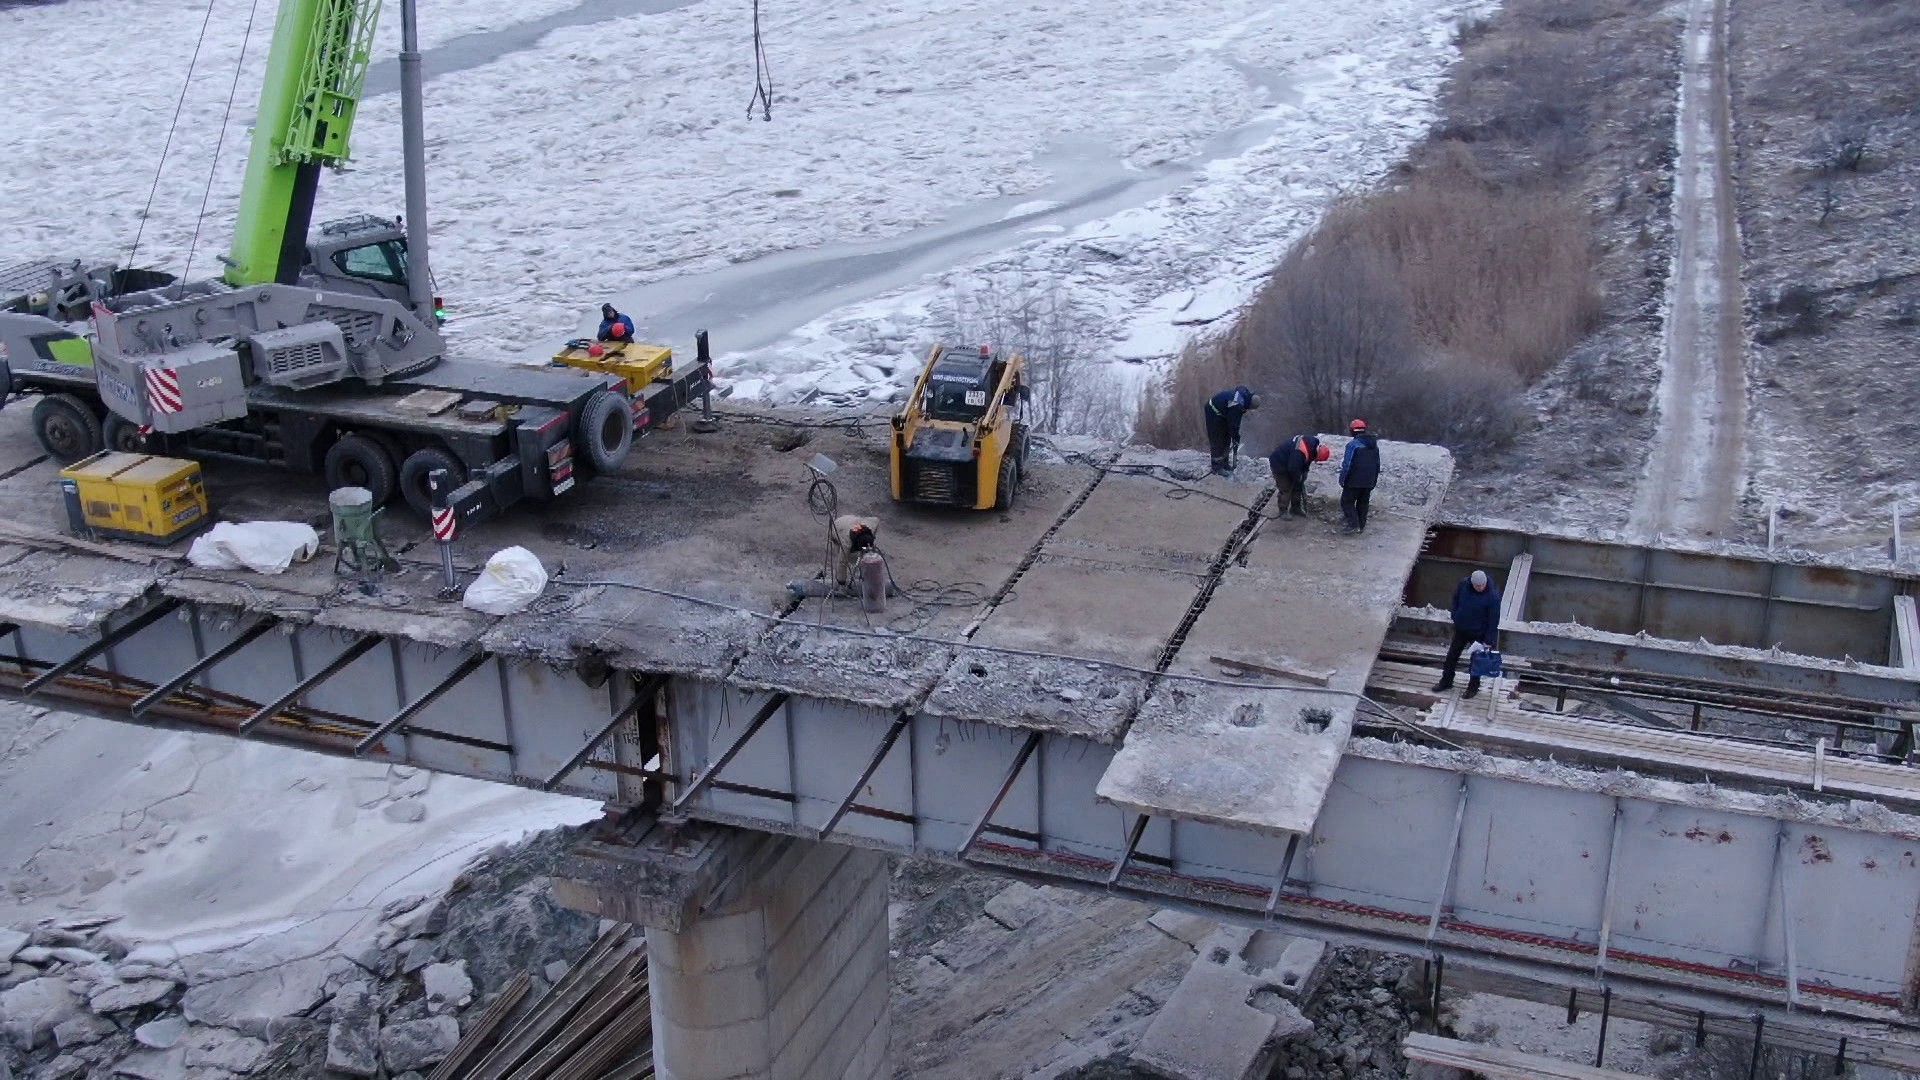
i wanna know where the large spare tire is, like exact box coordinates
[576,389,633,473]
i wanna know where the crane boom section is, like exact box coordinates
[225,0,380,287]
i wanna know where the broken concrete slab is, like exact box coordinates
[981,883,1058,932]
[1099,682,1354,836]
[89,978,178,1013]
[182,1028,267,1074]
[1,975,82,1049]
[1145,910,1215,950]
[421,961,473,1014]
[134,1016,187,1050]
[178,958,330,1038]
[1132,961,1312,1080]
[325,983,379,1078]
[52,1011,116,1049]
[380,1015,459,1073]
[112,1047,186,1080]
[0,931,26,965]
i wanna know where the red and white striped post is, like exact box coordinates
[429,468,459,597]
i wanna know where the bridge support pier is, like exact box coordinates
[555,820,891,1080]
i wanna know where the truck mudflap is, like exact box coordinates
[634,361,716,434]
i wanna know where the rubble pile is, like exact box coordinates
[0,829,597,1080]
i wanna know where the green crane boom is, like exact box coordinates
[224,0,380,287]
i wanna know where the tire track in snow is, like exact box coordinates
[1631,0,1748,542]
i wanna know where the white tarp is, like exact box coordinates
[186,522,321,575]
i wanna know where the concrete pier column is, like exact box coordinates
[554,820,891,1080]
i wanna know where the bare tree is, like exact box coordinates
[1238,240,1415,429]
[933,271,1106,435]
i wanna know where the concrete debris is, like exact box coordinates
[51,1011,117,1049]
[380,1015,459,1073]
[13,948,52,966]
[45,947,104,967]
[420,961,473,1014]
[111,1048,186,1080]
[325,982,380,1077]
[178,958,331,1038]
[134,1016,188,1050]
[89,978,179,1013]
[382,799,428,824]
[0,931,26,965]
[181,1028,267,1073]
[1,975,82,1049]
[1131,927,1326,1080]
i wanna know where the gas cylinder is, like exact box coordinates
[858,550,887,614]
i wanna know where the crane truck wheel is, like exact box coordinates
[577,389,633,473]
[103,415,147,454]
[398,446,463,517]
[324,433,399,507]
[31,395,104,463]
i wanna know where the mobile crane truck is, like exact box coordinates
[0,0,714,523]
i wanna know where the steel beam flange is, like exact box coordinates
[238,635,382,736]
[25,598,183,696]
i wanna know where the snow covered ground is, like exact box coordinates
[1,0,1492,425]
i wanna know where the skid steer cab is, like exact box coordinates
[890,344,1031,511]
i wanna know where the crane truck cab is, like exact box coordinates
[890,344,1031,511]
[301,215,442,320]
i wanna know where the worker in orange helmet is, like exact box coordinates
[1338,419,1381,534]
[1268,433,1328,519]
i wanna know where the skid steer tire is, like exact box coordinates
[32,394,103,463]
[994,457,1018,512]
[577,389,633,473]
[325,433,399,507]
[399,446,463,517]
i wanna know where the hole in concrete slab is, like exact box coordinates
[767,428,812,452]
[969,664,988,677]
[1298,707,1332,732]
[1282,973,1299,986]
[1230,703,1261,728]
[1247,986,1292,1016]
[1209,947,1232,965]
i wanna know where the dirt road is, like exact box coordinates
[1630,0,1747,541]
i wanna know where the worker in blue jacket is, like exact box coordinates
[1435,569,1502,698]
[598,303,636,342]
[1203,386,1260,474]
[1338,419,1381,533]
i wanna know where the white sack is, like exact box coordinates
[186,521,321,575]
[463,545,548,615]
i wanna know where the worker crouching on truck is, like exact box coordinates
[1204,386,1260,474]
[1269,434,1329,519]
[598,304,636,342]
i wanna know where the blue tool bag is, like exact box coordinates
[1468,649,1504,678]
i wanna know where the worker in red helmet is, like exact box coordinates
[1267,433,1327,519]
[597,303,636,343]
[1338,419,1381,534]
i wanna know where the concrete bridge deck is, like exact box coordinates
[0,406,1919,1071]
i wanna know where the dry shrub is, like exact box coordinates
[1334,161,1600,379]
[1234,236,1415,425]
[1135,161,1595,454]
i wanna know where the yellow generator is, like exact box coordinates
[58,452,209,545]
[890,344,1031,510]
